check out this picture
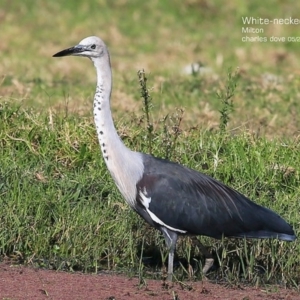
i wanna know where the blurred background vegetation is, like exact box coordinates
[1,0,300,136]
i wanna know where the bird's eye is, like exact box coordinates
[91,44,96,49]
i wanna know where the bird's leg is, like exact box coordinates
[191,236,214,275]
[167,247,175,281]
[202,257,214,275]
[161,228,178,281]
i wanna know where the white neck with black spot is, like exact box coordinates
[91,54,144,207]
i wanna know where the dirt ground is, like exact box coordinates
[0,261,299,300]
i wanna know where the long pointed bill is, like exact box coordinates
[53,45,86,57]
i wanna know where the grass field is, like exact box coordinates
[1,0,299,288]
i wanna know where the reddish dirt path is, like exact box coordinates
[0,261,299,300]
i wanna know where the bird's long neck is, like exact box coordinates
[92,56,123,162]
[92,55,144,207]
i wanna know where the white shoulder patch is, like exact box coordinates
[139,189,151,208]
[139,190,186,234]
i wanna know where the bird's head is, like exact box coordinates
[53,36,107,59]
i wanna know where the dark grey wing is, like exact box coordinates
[136,155,295,241]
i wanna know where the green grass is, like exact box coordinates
[0,97,299,286]
[0,0,300,290]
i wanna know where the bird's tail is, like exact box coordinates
[229,204,296,241]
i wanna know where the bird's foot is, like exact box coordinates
[202,257,214,275]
